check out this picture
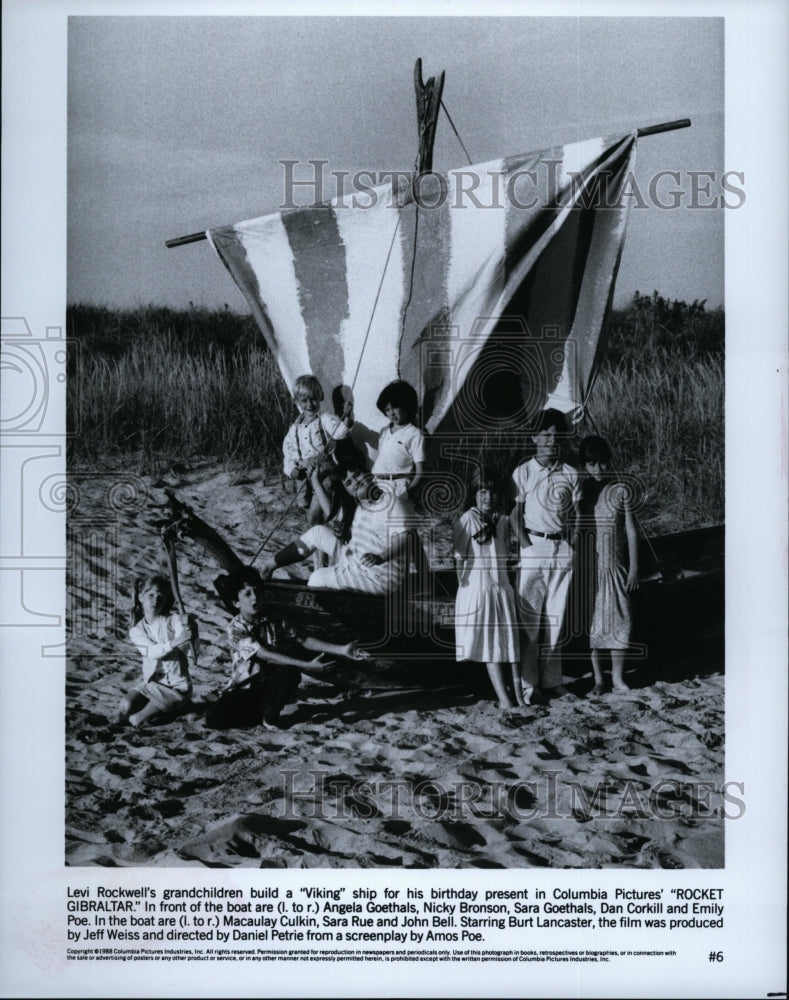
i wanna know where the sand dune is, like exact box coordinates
[66,463,724,869]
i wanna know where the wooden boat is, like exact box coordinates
[164,61,723,680]
[161,491,723,679]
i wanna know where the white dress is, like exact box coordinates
[453,509,520,663]
[585,481,632,650]
[128,613,192,712]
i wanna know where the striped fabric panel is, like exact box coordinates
[207,134,637,438]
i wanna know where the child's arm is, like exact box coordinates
[301,636,368,660]
[405,429,426,497]
[282,422,303,478]
[624,497,640,591]
[322,412,351,441]
[340,399,354,429]
[128,616,191,660]
[452,517,470,586]
[358,529,410,568]
[513,500,532,547]
[406,461,425,499]
[254,647,327,670]
[309,466,333,520]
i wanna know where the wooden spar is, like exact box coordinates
[165,115,692,248]
[636,118,691,138]
[414,58,445,174]
[166,230,207,248]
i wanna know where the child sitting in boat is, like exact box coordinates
[308,459,355,550]
[121,575,196,726]
[454,467,520,710]
[260,466,412,596]
[207,566,362,730]
[283,374,353,526]
[577,435,640,693]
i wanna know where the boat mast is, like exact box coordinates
[165,64,690,249]
[413,58,445,174]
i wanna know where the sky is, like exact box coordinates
[66,15,725,311]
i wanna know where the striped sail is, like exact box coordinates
[207,133,637,442]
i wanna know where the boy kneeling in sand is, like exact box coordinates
[207,567,361,731]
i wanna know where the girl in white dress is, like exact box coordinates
[453,468,520,709]
[120,575,196,726]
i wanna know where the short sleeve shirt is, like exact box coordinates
[371,424,426,476]
[512,458,580,534]
[226,614,302,686]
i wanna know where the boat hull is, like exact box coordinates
[260,525,724,670]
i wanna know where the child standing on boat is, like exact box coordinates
[454,468,520,709]
[512,409,581,703]
[577,435,639,693]
[121,575,196,726]
[371,380,426,503]
[282,374,353,526]
[372,379,431,585]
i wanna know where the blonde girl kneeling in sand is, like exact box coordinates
[121,575,196,726]
[453,468,520,709]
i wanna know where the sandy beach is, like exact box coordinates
[66,463,724,869]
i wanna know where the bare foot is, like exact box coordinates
[497,697,516,710]
[612,680,630,692]
[511,678,527,707]
[590,683,606,696]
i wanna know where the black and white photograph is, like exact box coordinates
[63,14,728,871]
[1,2,787,997]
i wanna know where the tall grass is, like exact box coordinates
[67,293,723,532]
[69,307,292,471]
[582,352,724,533]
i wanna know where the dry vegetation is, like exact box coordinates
[67,292,723,534]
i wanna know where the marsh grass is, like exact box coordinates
[67,293,723,532]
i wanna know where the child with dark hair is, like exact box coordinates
[453,467,520,709]
[121,575,196,726]
[308,459,356,548]
[512,408,581,702]
[371,380,426,502]
[577,435,640,693]
[207,567,362,730]
[372,379,431,586]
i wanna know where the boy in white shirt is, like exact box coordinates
[512,409,581,703]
